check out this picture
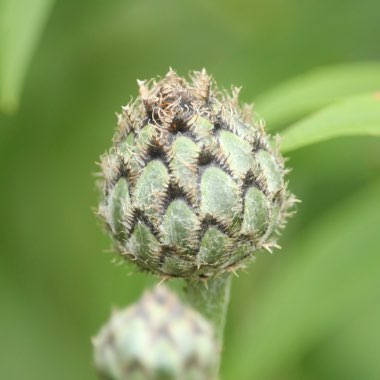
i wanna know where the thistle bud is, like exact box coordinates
[93,286,218,380]
[99,69,294,278]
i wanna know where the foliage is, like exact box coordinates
[280,93,380,152]
[0,0,54,112]
[255,63,380,130]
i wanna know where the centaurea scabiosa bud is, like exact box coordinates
[93,286,218,380]
[98,69,295,279]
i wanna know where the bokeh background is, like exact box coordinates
[1,1,380,379]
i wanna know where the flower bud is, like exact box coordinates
[99,69,295,278]
[93,286,219,380]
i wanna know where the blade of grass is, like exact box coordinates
[254,63,380,130]
[0,0,54,113]
[279,93,380,153]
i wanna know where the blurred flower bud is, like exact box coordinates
[93,286,219,380]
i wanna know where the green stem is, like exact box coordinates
[184,273,232,376]
[185,274,232,341]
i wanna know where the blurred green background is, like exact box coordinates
[1,0,380,379]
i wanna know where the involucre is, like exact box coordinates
[99,69,295,279]
[93,286,218,380]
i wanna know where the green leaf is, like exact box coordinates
[279,93,380,153]
[223,180,380,380]
[0,0,54,113]
[254,63,380,129]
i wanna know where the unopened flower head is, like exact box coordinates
[93,286,218,380]
[99,69,295,279]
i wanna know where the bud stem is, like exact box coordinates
[184,274,232,376]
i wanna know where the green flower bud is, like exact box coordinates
[98,69,295,278]
[93,286,219,380]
